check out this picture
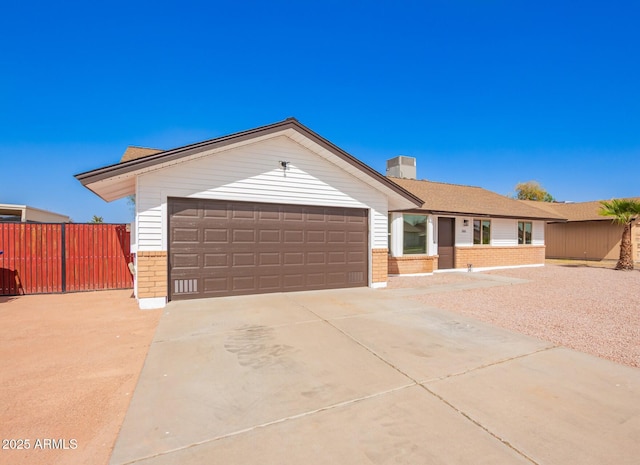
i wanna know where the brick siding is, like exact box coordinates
[136,251,167,299]
[454,245,545,269]
[388,255,435,274]
[372,249,388,283]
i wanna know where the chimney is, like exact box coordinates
[386,156,416,179]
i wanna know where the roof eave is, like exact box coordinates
[391,207,566,221]
[76,118,423,208]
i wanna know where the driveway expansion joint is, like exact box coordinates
[418,382,541,465]
[423,344,559,384]
[117,383,417,465]
[292,294,547,465]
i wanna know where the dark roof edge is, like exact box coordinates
[74,118,423,207]
[288,121,423,206]
[391,208,566,221]
[75,118,299,182]
[548,218,611,223]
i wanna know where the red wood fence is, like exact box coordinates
[0,223,133,295]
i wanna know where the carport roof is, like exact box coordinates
[390,177,566,221]
[75,118,423,209]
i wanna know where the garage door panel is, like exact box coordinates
[232,253,256,267]
[204,229,229,243]
[171,202,200,219]
[232,229,256,242]
[349,231,367,243]
[327,212,347,223]
[204,253,228,267]
[232,276,256,291]
[283,252,304,265]
[204,277,228,293]
[306,273,326,286]
[231,204,256,220]
[283,274,304,289]
[347,251,366,263]
[306,230,326,242]
[307,212,326,222]
[284,230,304,243]
[259,229,281,243]
[203,204,228,219]
[259,252,281,266]
[328,231,346,243]
[172,227,200,242]
[348,214,367,223]
[283,209,304,221]
[327,272,347,285]
[172,253,200,269]
[169,198,368,300]
[257,209,280,221]
[328,252,346,264]
[307,252,326,265]
[258,275,281,290]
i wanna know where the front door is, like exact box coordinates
[437,218,455,269]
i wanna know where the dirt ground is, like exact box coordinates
[1,263,638,464]
[0,290,161,465]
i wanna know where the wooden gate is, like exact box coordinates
[0,223,132,295]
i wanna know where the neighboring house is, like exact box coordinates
[525,199,640,262]
[0,204,70,223]
[76,118,422,309]
[388,175,565,273]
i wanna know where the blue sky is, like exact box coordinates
[1,1,638,223]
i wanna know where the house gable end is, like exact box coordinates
[76,118,422,208]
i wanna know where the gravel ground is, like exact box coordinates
[390,265,640,368]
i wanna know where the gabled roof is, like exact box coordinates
[390,177,565,221]
[75,118,423,209]
[522,198,640,222]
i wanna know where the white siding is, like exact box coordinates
[455,216,473,247]
[492,218,518,246]
[136,135,388,251]
[532,220,545,245]
[451,217,544,247]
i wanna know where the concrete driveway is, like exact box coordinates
[111,277,640,465]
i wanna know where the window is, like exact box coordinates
[403,214,427,254]
[518,221,532,245]
[473,219,491,245]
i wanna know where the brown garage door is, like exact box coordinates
[168,198,368,300]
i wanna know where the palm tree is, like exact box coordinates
[599,199,640,270]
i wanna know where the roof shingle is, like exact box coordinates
[390,177,565,220]
[522,198,640,222]
[119,146,163,163]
